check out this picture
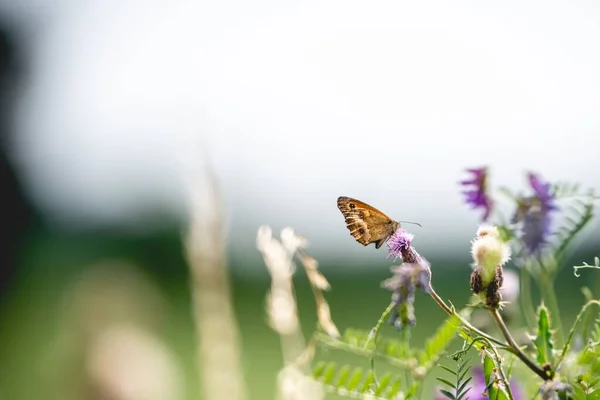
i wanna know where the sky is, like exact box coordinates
[2,0,600,270]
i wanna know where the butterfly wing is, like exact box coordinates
[337,196,399,249]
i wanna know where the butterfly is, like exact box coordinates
[337,196,421,249]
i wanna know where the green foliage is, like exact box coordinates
[315,328,414,370]
[420,315,462,370]
[554,190,596,262]
[436,357,473,400]
[343,328,415,361]
[482,353,511,400]
[533,304,555,372]
[314,314,464,399]
[551,182,583,199]
[575,316,600,395]
[312,361,404,400]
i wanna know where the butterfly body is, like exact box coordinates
[336,196,399,249]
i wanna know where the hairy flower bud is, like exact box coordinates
[469,225,511,308]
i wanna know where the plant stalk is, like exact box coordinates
[490,308,550,381]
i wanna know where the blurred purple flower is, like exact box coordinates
[512,172,558,255]
[435,367,523,400]
[461,167,494,221]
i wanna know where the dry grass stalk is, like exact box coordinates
[257,226,340,400]
[183,167,247,400]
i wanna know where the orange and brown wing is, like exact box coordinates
[336,196,398,249]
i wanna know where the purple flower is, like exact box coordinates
[512,172,558,255]
[435,367,523,400]
[387,229,414,261]
[382,228,431,328]
[461,167,494,221]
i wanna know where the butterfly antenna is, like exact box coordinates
[399,220,422,228]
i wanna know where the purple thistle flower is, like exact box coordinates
[382,228,431,329]
[435,367,523,400]
[512,172,558,256]
[387,229,414,261]
[461,167,494,221]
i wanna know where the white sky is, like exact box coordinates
[3,0,600,268]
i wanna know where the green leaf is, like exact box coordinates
[457,387,471,400]
[457,376,473,396]
[335,365,351,387]
[313,363,406,400]
[374,372,392,396]
[313,361,327,378]
[436,378,456,389]
[388,378,402,398]
[420,314,461,367]
[439,389,456,399]
[554,193,595,262]
[533,304,555,369]
[438,357,473,400]
[497,225,515,242]
[360,371,375,392]
[323,362,337,384]
[347,368,363,390]
[483,354,510,400]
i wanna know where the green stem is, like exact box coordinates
[519,264,537,329]
[484,338,515,400]
[450,337,514,400]
[314,332,412,369]
[365,302,395,386]
[427,283,509,348]
[538,271,565,347]
[490,309,550,381]
[555,299,600,370]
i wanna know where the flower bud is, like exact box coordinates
[469,225,511,308]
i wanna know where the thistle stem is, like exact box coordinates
[490,308,550,381]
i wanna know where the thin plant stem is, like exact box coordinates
[365,302,396,386]
[426,283,509,348]
[556,299,600,369]
[483,338,515,400]
[490,308,549,381]
[519,264,537,329]
[450,336,514,400]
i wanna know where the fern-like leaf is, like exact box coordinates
[316,329,413,369]
[576,316,600,392]
[551,181,582,198]
[436,357,472,400]
[312,361,404,400]
[420,314,462,370]
[554,192,595,262]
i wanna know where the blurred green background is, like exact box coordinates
[0,225,597,400]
